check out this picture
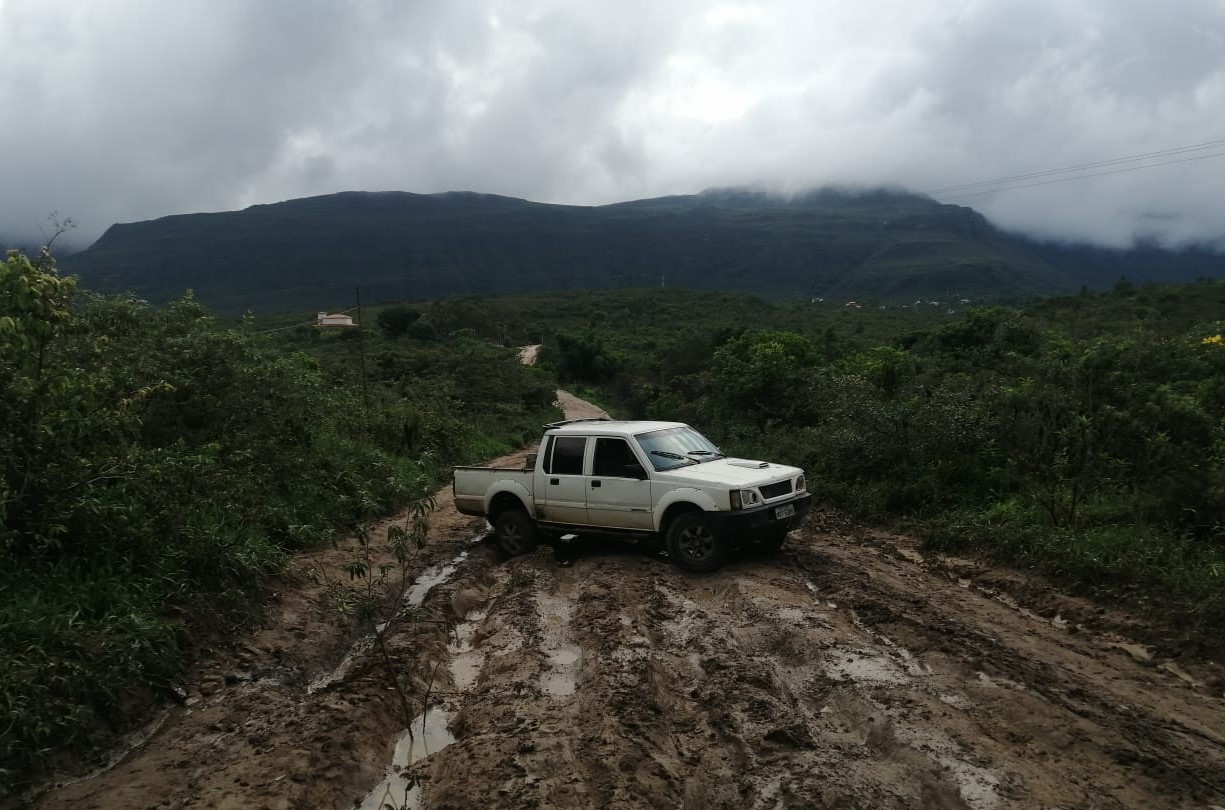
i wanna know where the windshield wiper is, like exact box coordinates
[650,450,696,469]
[686,450,721,456]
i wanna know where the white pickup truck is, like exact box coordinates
[453,418,811,572]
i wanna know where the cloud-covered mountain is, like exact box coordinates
[62,188,1224,313]
[3,2,1224,250]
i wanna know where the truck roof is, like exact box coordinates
[544,418,687,437]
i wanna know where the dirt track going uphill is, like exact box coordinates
[31,391,1225,810]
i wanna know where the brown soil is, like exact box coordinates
[29,391,1225,810]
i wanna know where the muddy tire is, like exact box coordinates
[494,510,539,558]
[666,511,730,573]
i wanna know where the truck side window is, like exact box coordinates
[551,436,587,475]
[541,436,556,474]
[593,438,638,477]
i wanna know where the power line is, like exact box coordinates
[251,306,358,334]
[934,149,1225,201]
[926,136,1225,198]
[250,317,318,335]
[927,137,1225,195]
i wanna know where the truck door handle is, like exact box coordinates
[591,480,601,488]
[550,478,559,485]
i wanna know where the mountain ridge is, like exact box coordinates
[62,187,1225,313]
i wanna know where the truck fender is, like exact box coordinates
[654,488,722,533]
[484,480,537,520]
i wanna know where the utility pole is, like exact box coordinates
[356,286,370,435]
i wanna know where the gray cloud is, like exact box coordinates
[2,0,1223,249]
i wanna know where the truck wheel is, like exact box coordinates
[666,512,729,573]
[494,510,539,558]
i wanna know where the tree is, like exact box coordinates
[553,331,620,383]
[0,249,83,553]
[707,331,818,427]
[376,305,421,337]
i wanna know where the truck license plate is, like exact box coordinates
[775,503,795,519]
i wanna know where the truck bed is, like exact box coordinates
[452,461,537,517]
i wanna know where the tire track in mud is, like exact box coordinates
[636,559,1000,810]
[788,533,1225,809]
[36,510,1225,810]
[414,523,1225,810]
[422,550,1002,809]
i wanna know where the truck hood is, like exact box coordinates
[655,458,803,489]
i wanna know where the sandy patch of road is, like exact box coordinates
[518,344,542,365]
[553,389,609,421]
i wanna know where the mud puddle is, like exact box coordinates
[536,591,582,698]
[353,550,495,809]
[447,609,487,692]
[52,709,174,789]
[358,708,457,810]
[308,551,472,695]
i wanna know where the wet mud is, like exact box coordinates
[29,392,1225,810]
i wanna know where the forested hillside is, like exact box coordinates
[62,188,1225,313]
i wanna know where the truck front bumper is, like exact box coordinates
[715,494,812,538]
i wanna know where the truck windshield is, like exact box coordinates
[634,426,724,471]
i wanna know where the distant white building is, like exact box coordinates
[316,311,355,328]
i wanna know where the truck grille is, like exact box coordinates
[760,481,793,500]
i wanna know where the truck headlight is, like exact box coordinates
[795,474,806,492]
[730,489,762,510]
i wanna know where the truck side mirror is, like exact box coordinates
[625,462,648,480]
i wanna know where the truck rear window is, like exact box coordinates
[548,436,587,475]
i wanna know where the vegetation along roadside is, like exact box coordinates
[0,249,557,798]
[224,280,1225,641]
[507,282,1225,642]
[5,247,1225,797]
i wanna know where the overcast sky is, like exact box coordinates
[3,0,1224,250]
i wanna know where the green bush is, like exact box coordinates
[572,292,1225,629]
[0,251,560,794]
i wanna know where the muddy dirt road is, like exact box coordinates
[518,344,542,366]
[32,391,1225,810]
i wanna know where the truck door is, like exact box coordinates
[536,435,590,525]
[586,437,653,530]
